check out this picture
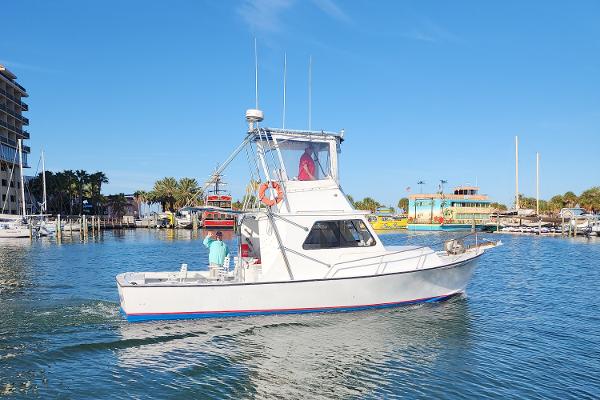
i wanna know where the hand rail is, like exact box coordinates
[325,231,479,278]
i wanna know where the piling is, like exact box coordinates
[192,213,198,232]
[57,214,62,242]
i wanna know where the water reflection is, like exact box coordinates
[116,299,472,397]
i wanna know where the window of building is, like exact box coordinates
[1,194,5,201]
[0,164,6,171]
[10,181,14,188]
[1,179,6,186]
[303,219,376,250]
[10,195,15,202]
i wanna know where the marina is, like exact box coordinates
[1,230,599,397]
[2,1,600,398]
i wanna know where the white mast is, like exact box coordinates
[308,55,312,130]
[536,152,540,215]
[42,150,47,214]
[515,136,519,210]
[282,52,287,129]
[254,37,259,109]
[17,139,26,216]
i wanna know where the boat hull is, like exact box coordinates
[117,258,478,322]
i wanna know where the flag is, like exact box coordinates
[406,186,411,192]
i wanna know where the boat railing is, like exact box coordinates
[324,232,480,279]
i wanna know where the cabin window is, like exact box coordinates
[303,219,376,250]
[271,139,331,181]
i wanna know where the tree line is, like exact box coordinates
[134,177,202,212]
[28,169,113,215]
[492,187,600,214]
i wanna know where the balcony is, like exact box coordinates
[0,103,29,125]
[0,87,28,111]
[0,142,28,167]
[0,119,30,139]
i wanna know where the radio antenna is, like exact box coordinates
[254,37,259,108]
[282,52,287,129]
[308,55,312,130]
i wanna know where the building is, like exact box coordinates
[407,186,493,230]
[0,64,30,215]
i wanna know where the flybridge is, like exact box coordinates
[251,127,345,143]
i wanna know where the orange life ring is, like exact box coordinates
[258,181,284,206]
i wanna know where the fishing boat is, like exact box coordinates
[116,109,500,322]
[201,174,235,229]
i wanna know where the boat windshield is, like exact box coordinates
[274,140,331,181]
[302,219,376,249]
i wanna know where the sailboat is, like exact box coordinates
[0,139,31,239]
[116,109,500,322]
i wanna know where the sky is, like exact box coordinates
[2,0,599,208]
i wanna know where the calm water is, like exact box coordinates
[1,230,599,399]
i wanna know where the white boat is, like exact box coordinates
[0,215,30,238]
[116,110,500,321]
[0,140,32,239]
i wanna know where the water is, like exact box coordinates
[1,230,599,399]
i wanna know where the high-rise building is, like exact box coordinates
[0,64,30,215]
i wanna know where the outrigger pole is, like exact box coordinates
[201,133,254,193]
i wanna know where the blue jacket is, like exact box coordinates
[203,236,230,266]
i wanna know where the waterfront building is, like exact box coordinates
[407,186,493,231]
[0,64,30,215]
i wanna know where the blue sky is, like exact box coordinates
[2,0,599,207]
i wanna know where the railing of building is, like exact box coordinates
[0,119,30,139]
[0,103,29,124]
[0,87,28,110]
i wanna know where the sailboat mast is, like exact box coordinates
[42,150,47,214]
[536,152,540,215]
[515,136,519,210]
[17,139,26,216]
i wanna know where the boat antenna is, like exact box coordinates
[282,52,287,129]
[254,37,259,109]
[308,55,312,130]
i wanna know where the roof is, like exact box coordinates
[253,127,344,143]
[0,64,16,80]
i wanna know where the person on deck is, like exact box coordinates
[298,145,316,181]
[203,231,229,277]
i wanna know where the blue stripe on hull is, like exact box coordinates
[121,293,459,322]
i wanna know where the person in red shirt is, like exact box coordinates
[298,145,316,181]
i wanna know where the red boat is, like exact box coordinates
[202,174,235,229]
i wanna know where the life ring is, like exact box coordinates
[258,181,284,206]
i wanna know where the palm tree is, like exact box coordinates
[74,169,89,214]
[563,191,579,208]
[107,193,127,219]
[397,197,409,213]
[548,195,564,213]
[88,171,109,213]
[152,177,178,211]
[578,186,600,212]
[176,178,201,208]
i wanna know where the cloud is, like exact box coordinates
[402,19,460,44]
[236,0,296,34]
[236,0,352,34]
[311,0,352,24]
